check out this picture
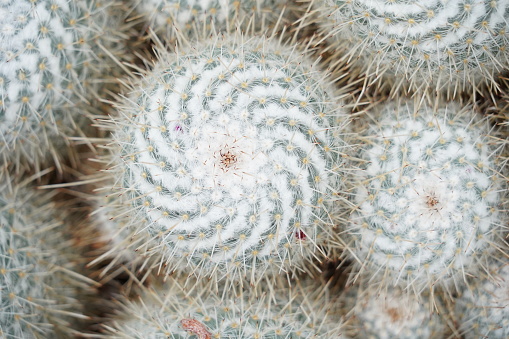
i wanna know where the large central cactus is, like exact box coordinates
[104,33,348,282]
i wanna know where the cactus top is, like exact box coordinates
[318,0,509,90]
[343,286,444,339]
[349,102,504,292]
[109,33,347,279]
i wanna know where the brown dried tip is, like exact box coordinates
[180,318,211,339]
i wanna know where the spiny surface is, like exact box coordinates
[133,0,287,40]
[347,101,505,292]
[106,33,348,281]
[315,0,509,92]
[341,285,445,339]
[104,276,345,338]
[0,171,85,338]
[456,260,509,339]
[0,0,121,166]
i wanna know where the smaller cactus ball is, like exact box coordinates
[348,102,505,292]
[456,262,509,339]
[342,286,445,339]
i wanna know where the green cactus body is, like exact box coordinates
[0,172,87,338]
[315,0,509,92]
[104,276,345,338]
[341,286,444,339]
[0,0,121,167]
[456,261,509,339]
[104,33,348,281]
[133,0,287,40]
[347,102,505,293]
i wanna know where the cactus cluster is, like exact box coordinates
[345,101,506,293]
[0,0,508,337]
[102,32,349,282]
[313,0,509,93]
[0,0,122,168]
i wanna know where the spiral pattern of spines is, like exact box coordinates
[346,101,506,293]
[314,0,509,93]
[0,0,122,167]
[106,33,348,281]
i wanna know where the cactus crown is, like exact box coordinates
[341,285,445,339]
[104,32,348,282]
[347,101,505,292]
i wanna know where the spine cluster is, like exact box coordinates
[104,33,348,282]
[346,101,505,292]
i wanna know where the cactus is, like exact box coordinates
[0,168,93,338]
[345,101,506,294]
[455,259,509,339]
[131,0,289,41]
[103,275,346,338]
[100,32,349,283]
[312,0,509,95]
[340,284,445,338]
[0,0,123,169]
